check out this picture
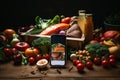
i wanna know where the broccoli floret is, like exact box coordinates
[85,43,103,50]
[85,43,109,59]
[87,48,96,53]
[85,44,91,50]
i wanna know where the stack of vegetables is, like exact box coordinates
[0,28,51,65]
[69,27,120,72]
[0,15,83,65]
[19,15,83,39]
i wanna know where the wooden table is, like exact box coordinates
[0,61,120,80]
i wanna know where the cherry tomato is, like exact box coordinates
[4,48,13,56]
[29,57,35,64]
[75,60,82,66]
[61,17,71,24]
[43,53,50,60]
[36,54,42,61]
[86,61,93,69]
[109,58,116,66]
[94,57,101,65]
[102,60,109,67]
[11,47,18,54]
[109,55,115,59]
[76,63,84,71]
[72,60,77,65]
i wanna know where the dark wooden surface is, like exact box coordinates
[0,61,120,80]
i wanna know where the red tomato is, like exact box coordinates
[76,63,84,71]
[36,54,42,61]
[86,61,93,69]
[109,55,115,59]
[72,60,77,65]
[29,57,35,64]
[102,60,109,67]
[11,48,18,54]
[109,58,116,66]
[75,60,82,66]
[4,48,13,56]
[15,42,30,51]
[94,57,101,65]
[25,47,40,57]
[43,53,50,60]
[61,17,71,24]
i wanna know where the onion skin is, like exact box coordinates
[15,42,30,51]
[59,30,65,35]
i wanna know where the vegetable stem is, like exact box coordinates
[19,51,28,65]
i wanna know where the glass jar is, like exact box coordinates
[78,13,94,43]
[77,12,86,35]
[85,14,94,43]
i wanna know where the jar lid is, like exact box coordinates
[86,14,93,16]
[78,10,86,15]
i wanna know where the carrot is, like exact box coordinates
[54,46,65,51]
[39,23,70,35]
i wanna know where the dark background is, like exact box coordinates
[0,0,119,31]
